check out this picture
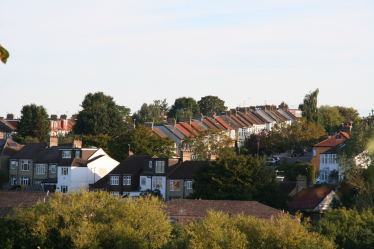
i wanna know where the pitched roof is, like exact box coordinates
[205,117,227,131]
[288,186,333,210]
[168,161,207,179]
[314,132,349,147]
[179,122,199,136]
[191,122,206,132]
[176,124,192,137]
[279,182,297,195]
[0,139,24,156]
[214,117,233,130]
[321,142,347,155]
[152,127,168,138]
[162,125,185,140]
[163,199,283,223]
[110,155,156,175]
[0,119,16,133]
[202,119,218,129]
[10,143,47,159]
[34,146,68,163]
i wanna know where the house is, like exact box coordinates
[56,144,119,193]
[311,132,349,174]
[49,114,74,136]
[0,191,54,217]
[0,139,24,181]
[279,175,307,197]
[166,159,207,200]
[9,142,48,186]
[163,199,283,223]
[89,155,157,198]
[0,117,17,140]
[4,113,19,130]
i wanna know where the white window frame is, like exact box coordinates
[10,160,17,169]
[170,180,180,191]
[62,151,72,158]
[123,176,131,185]
[141,177,146,186]
[35,164,46,175]
[21,160,30,171]
[61,185,68,193]
[153,177,163,189]
[111,176,119,185]
[50,164,56,173]
[11,176,17,185]
[155,161,165,173]
[186,181,193,189]
[20,177,29,185]
[61,167,68,175]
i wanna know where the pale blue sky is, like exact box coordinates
[1,1,373,118]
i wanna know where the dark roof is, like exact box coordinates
[34,146,65,163]
[109,155,156,175]
[0,139,24,156]
[0,120,16,132]
[162,125,185,140]
[288,187,333,210]
[168,161,207,179]
[141,159,181,177]
[321,142,347,155]
[0,191,54,217]
[279,182,296,195]
[163,199,283,223]
[10,143,47,159]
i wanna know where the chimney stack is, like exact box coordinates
[60,114,67,120]
[183,116,192,125]
[6,114,14,120]
[194,113,203,123]
[180,151,192,162]
[51,115,57,120]
[230,109,237,116]
[47,136,58,148]
[238,107,247,114]
[72,139,82,148]
[167,118,176,126]
[249,106,256,112]
[296,175,307,193]
[207,112,216,118]
[144,122,153,130]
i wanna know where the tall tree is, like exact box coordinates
[318,105,344,135]
[73,92,130,136]
[14,104,51,143]
[132,99,168,125]
[191,155,291,209]
[197,95,227,116]
[167,97,200,122]
[335,106,361,125]
[299,88,319,123]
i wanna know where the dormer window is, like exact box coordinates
[337,135,342,140]
[155,161,165,173]
[62,151,71,158]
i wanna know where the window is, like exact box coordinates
[75,150,80,158]
[153,177,163,189]
[110,191,119,197]
[170,180,180,191]
[186,181,193,189]
[331,154,337,164]
[11,177,17,185]
[61,167,68,175]
[320,155,326,164]
[61,186,68,193]
[20,177,29,185]
[35,164,45,175]
[10,160,17,169]
[123,176,131,185]
[313,148,316,157]
[149,161,152,168]
[21,160,30,171]
[50,165,56,173]
[141,178,146,186]
[62,151,71,158]
[111,176,119,185]
[155,161,165,173]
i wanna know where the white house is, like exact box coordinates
[56,147,119,193]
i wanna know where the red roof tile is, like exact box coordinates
[202,119,218,130]
[176,124,192,137]
[314,132,349,147]
[191,122,205,132]
[179,122,199,136]
[288,187,332,210]
[215,117,233,130]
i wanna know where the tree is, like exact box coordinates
[245,130,269,156]
[278,160,316,183]
[191,155,291,209]
[265,118,327,157]
[1,189,172,249]
[318,105,344,135]
[73,92,130,136]
[299,88,319,123]
[14,104,51,143]
[317,207,374,249]
[109,125,175,161]
[335,106,361,125]
[197,96,227,116]
[132,99,168,125]
[179,129,234,160]
[82,134,113,154]
[167,97,200,122]
[0,45,9,64]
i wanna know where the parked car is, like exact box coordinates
[266,158,277,164]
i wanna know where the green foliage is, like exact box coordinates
[0,45,9,64]
[0,169,8,190]
[167,97,200,122]
[82,134,113,153]
[133,99,169,125]
[73,92,131,136]
[2,189,172,249]
[334,106,361,125]
[165,211,335,249]
[317,207,374,249]
[318,105,344,135]
[245,130,269,156]
[180,129,234,160]
[110,125,175,161]
[300,88,319,123]
[13,104,51,143]
[278,160,316,183]
[197,95,227,116]
[191,155,291,209]
[140,189,162,198]
[266,118,327,156]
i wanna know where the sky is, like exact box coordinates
[1,1,373,118]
